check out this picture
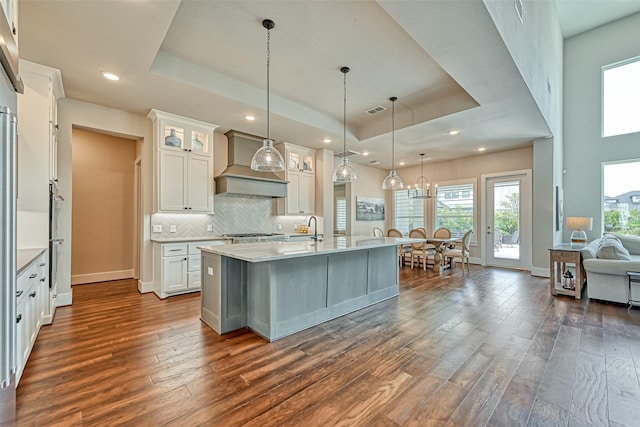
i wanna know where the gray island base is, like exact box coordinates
[199,236,413,342]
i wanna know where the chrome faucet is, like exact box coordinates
[307,215,319,241]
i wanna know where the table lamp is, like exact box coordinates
[566,216,593,244]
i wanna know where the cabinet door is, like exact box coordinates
[187,155,212,212]
[189,128,211,156]
[161,123,186,151]
[160,151,187,211]
[162,257,188,293]
[16,296,28,381]
[27,286,39,346]
[188,271,201,289]
[287,171,302,214]
[299,172,315,214]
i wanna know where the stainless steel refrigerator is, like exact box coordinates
[0,106,17,425]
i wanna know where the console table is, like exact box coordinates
[549,244,586,299]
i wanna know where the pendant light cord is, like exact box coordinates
[391,99,395,170]
[343,69,347,163]
[266,27,271,140]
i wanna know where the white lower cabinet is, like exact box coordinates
[153,240,227,299]
[15,250,49,386]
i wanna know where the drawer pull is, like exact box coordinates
[29,273,37,279]
[16,290,23,298]
[40,263,46,267]
[40,278,46,282]
[169,249,182,252]
[16,314,22,323]
[29,291,36,298]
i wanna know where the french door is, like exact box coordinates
[484,171,531,269]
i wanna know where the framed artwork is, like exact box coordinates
[555,186,563,231]
[356,196,385,221]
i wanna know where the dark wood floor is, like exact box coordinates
[15,265,640,426]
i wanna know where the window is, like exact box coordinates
[435,181,475,239]
[603,57,640,137]
[394,190,424,235]
[603,160,640,236]
[335,197,347,233]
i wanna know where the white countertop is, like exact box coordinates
[17,248,47,274]
[198,236,418,262]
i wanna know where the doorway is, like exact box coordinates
[71,128,138,284]
[483,170,532,269]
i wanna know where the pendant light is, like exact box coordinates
[333,66,358,183]
[251,19,285,172]
[408,153,436,198]
[382,97,404,190]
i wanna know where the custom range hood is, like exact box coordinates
[215,130,288,198]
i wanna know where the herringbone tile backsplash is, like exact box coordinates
[151,196,310,239]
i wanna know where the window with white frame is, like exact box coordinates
[434,181,475,239]
[603,57,640,137]
[394,190,424,235]
[335,197,347,233]
[603,160,640,236]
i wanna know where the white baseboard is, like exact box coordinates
[71,269,134,285]
[531,267,550,278]
[56,290,73,307]
[138,279,154,293]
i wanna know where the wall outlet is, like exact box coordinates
[207,224,213,232]
[277,223,282,231]
[207,267,213,276]
[152,225,162,233]
[170,225,177,233]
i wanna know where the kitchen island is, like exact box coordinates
[198,236,412,341]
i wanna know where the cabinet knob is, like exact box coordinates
[16,314,22,323]
[40,263,46,267]
[184,257,188,261]
[29,273,37,279]
[40,278,46,282]
[29,291,36,298]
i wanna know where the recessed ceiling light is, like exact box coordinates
[477,147,486,152]
[448,129,460,135]
[101,71,121,81]
[362,151,369,156]
[399,161,405,166]
[245,115,256,121]
[323,138,332,143]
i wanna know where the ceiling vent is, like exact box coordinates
[334,149,359,158]
[366,105,386,115]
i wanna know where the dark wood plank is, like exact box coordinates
[12,268,640,426]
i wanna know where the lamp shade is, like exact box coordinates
[566,216,592,244]
[566,217,593,231]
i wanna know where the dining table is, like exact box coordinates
[425,237,458,272]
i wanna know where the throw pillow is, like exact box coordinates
[613,233,640,255]
[597,240,632,260]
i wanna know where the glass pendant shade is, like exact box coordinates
[251,19,285,172]
[251,138,284,172]
[382,96,403,190]
[333,66,357,183]
[382,170,404,190]
[333,158,358,183]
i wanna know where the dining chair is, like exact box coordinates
[373,227,384,237]
[387,228,410,267]
[408,228,436,271]
[417,227,427,235]
[442,230,473,271]
[433,227,452,238]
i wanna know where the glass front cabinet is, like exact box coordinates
[148,109,218,213]
[276,142,316,215]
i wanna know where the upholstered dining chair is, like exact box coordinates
[433,227,452,238]
[387,228,410,267]
[373,227,384,237]
[409,228,436,271]
[442,230,473,272]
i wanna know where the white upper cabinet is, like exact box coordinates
[276,142,315,215]
[148,110,218,213]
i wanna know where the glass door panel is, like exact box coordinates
[163,125,184,150]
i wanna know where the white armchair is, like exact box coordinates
[442,230,473,271]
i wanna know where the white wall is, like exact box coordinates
[563,13,640,242]
[484,0,564,274]
[57,99,152,305]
